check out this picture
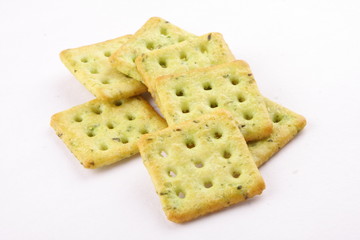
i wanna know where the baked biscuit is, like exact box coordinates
[156,61,273,141]
[138,110,265,223]
[51,96,167,168]
[60,35,147,100]
[136,32,235,94]
[248,98,306,167]
[110,17,196,82]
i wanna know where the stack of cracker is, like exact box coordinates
[51,17,306,223]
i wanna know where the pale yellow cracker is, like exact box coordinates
[155,61,273,142]
[51,96,167,169]
[138,110,265,223]
[136,32,235,94]
[110,17,196,82]
[60,35,147,100]
[248,98,307,167]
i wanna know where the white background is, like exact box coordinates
[1,0,360,239]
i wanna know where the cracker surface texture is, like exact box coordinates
[51,96,167,169]
[156,60,273,141]
[248,98,306,167]
[110,17,196,82]
[60,35,147,100]
[139,110,265,223]
[136,32,235,94]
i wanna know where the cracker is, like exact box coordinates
[138,110,265,223]
[51,96,167,169]
[248,98,306,167]
[136,32,235,94]
[110,17,196,82]
[155,60,273,142]
[60,35,147,100]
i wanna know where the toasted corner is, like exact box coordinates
[165,210,191,224]
[297,114,307,131]
[82,159,97,169]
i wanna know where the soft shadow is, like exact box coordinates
[140,92,163,118]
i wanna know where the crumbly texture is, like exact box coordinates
[138,110,265,223]
[60,35,147,100]
[51,96,167,169]
[110,17,196,82]
[136,32,235,95]
[248,98,307,167]
[155,61,273,142]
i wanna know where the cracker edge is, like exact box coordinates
[138,109,265,223]
[59,35,148,100]
[135,32,236,93]
[50,96,167,169]
[251,98,307,167]
[154,60,273,141]
[110,17,196,82]
[109,17,163,82]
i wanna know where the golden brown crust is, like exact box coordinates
[60,35,147,100]
[138,110,265,223]
[50,96,167,169]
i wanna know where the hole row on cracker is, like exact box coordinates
[52,17,306,222]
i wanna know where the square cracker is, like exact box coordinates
[110,17,196,82]
[248,98,306,167]
[51,96,167,169]
[60,35,147,100]
[138,110,265,223]
[136,32,235,94]
[155,60,273,142]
